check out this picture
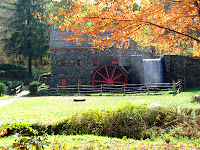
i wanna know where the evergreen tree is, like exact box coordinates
[5,0,50,76]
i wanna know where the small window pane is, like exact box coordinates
[61,60,65,67]
[93,59,97,66]
[77,59,82,67]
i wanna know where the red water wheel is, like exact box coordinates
[92,64,127,89]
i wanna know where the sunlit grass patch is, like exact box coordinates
[0,88,200,126]
[1,135,200,149]
[0,95,14,101]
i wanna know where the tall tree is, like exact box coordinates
[0,0,16,44]
[5,0,50,76]
[49,0,200,56]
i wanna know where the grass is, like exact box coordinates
[0,88,200,126]
[0,95,14,101]
[0,88,200,149]
[1,134,200,149]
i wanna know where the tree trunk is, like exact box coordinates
[27,1,32,78]
[28,54,32,77]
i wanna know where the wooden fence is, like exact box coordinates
[15,85,22,94]
[10,85,22,95]
[39,80,182,95]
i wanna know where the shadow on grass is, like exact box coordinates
[181,87,200,93]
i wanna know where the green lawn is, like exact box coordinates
[0,88,200,126]
[1,88,200,149]
[1,134,200,149]
[0,95,14,101]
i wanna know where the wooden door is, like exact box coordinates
[61,78,67,91]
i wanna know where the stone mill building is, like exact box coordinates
[50,29,154,88]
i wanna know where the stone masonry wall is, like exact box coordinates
[162,55,200,87]
[50,48,151,87]
[50,48,120,87]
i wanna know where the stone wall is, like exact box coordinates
[50,29,154,87]
[51,48,120,87]
[50,48,149,87]
[162,55,200,87]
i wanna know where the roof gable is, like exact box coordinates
[50,29,93,49]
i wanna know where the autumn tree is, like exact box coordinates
[5,0,50,76]
[49,0,200,56]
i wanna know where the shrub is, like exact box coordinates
[1,104,200,140]
[0,80,23,95]
[28,81,41,95]
[11,80,22,88]
[0,64,30,82]
[0,82,8,95]
[11,136,49,150]
[0,123,38,137]
[169,119,200,139]
[52,104,178,139]
[0,80,10,86]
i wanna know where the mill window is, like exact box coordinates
[61,59,65,67]
[77,59,82,67]
[93,59,98,66]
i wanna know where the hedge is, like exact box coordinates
[1,105,200,140]
[0,82,7,95]
[0,64,30,83]
[28,81,41,95]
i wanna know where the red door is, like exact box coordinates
[61,78,67,91]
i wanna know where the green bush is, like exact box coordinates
[11,81,22,88]
[0,79,10,86]
[52,105,178,139]
[28,81,41,95]
[0,104,200,140]
[0,82,8,95]
[0,123,38,137]
[0,64,30,82]
[0,80,23,95]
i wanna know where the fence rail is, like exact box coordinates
[14,85,22,94]
[39,80,182,95]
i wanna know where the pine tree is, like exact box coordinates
[5,0,50,76]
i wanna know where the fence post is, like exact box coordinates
[56,84,59,95]
[78,83,80,95]
[178,79,182,92]
[37,83,39,95]
[123,83,126,95]
[184,78,186,88]
[147,82,150,95]
[100,84,102,96]
[172,80,176,93]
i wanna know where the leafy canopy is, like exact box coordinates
[5,0,50,76]
[48,0,200,56]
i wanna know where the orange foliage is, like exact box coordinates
[49,0,200,56]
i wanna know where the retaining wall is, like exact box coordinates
[162,55,200,87]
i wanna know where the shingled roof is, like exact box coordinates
[50,29,94,49]
[49,29,133,49]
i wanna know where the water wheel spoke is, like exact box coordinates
[92,64,127,90]
[93,80,108,83]
[113,81,125,84]
[96,71,108,80]
[110,65,117,80]
[113,72,125,81]
[104,65,110,79]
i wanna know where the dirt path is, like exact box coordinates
[0,87,29,107]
